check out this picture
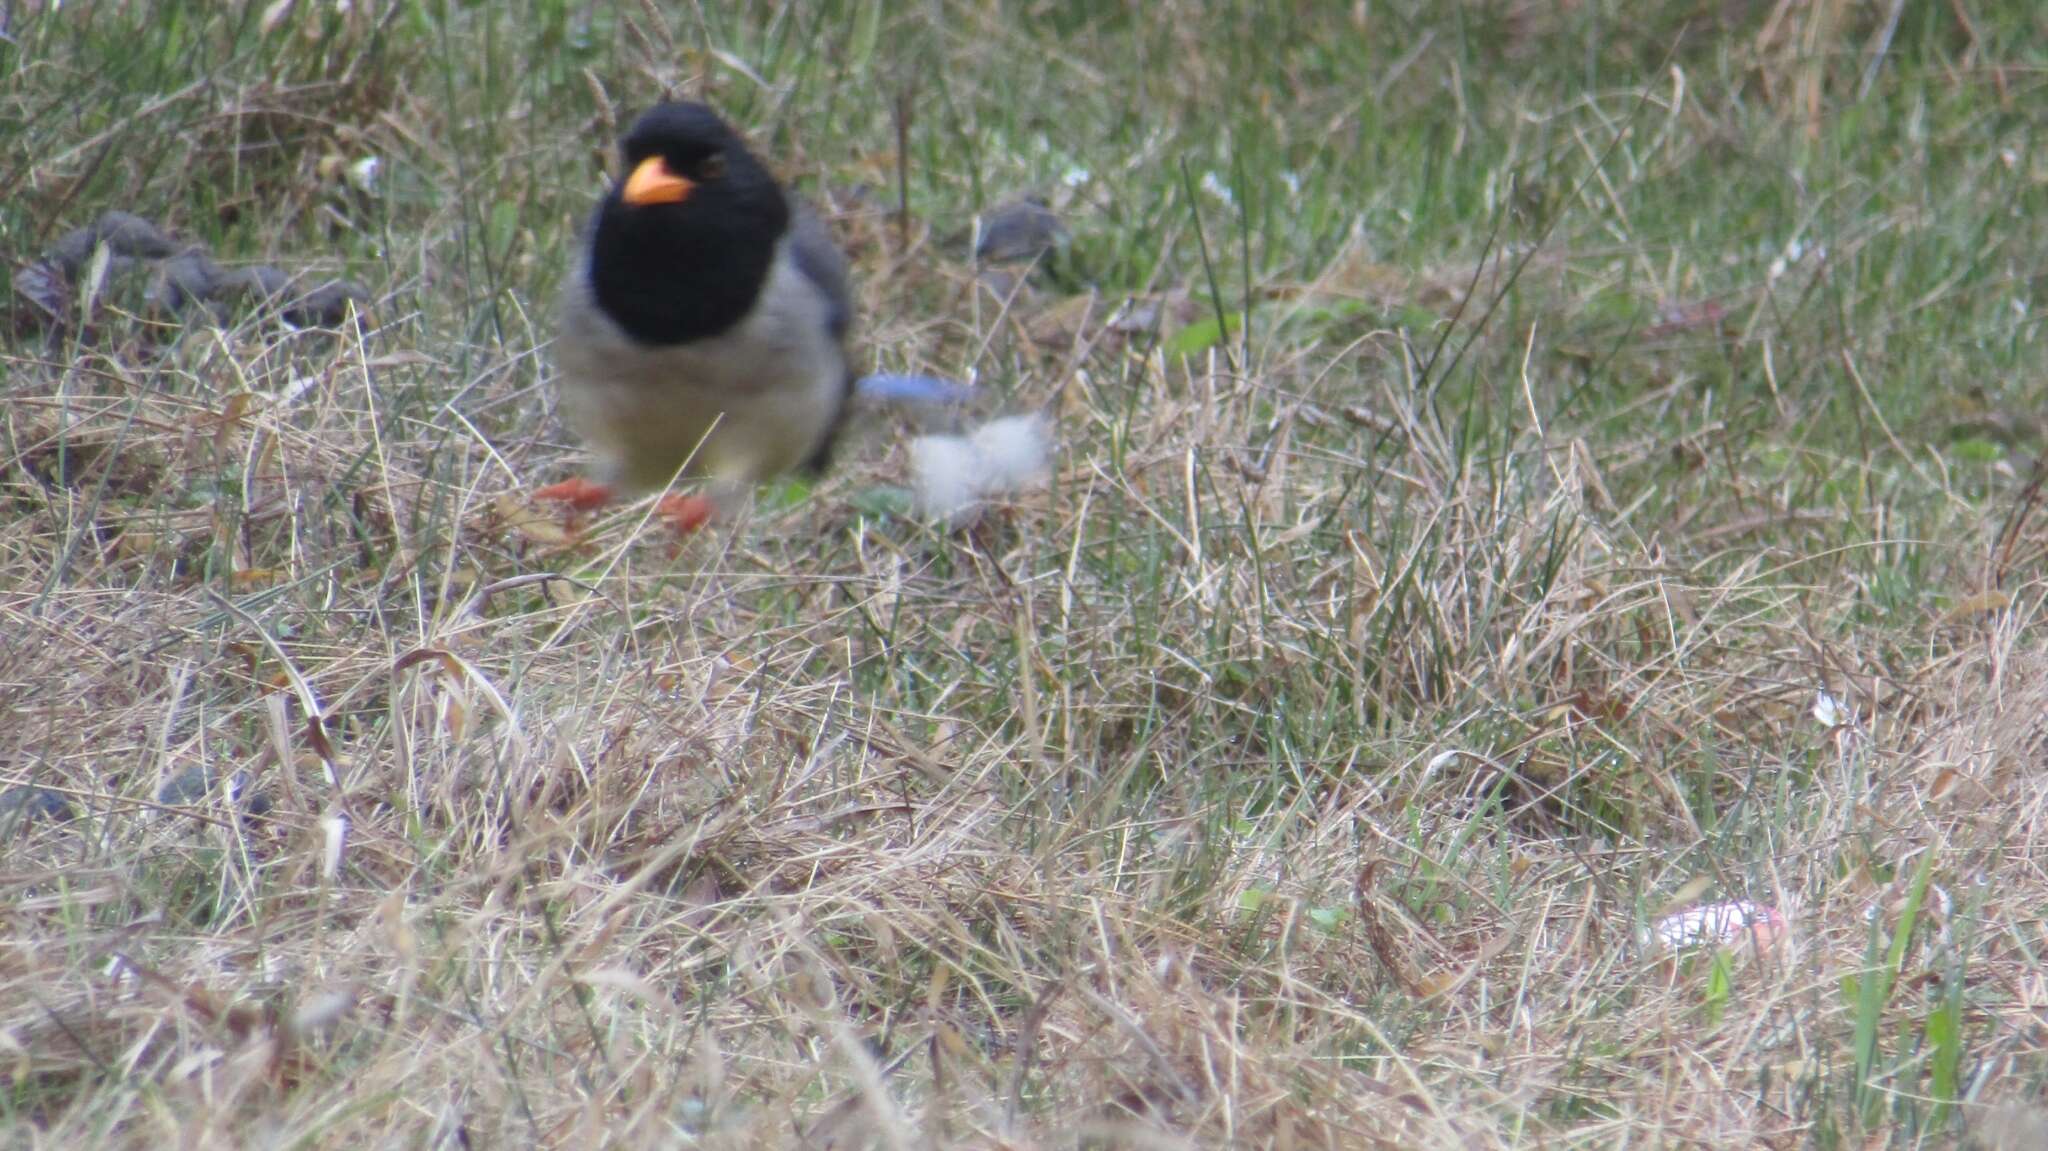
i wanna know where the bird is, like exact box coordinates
[535,100,855,534]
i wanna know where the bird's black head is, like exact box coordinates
[588,101,792,345]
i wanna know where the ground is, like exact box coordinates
[3,2,2048,1147]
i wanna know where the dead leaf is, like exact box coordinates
[14,260,67,324]
[360,351,437,370]
[492,492,580,548]
[1943,589,2011,623]
[544,578,593,608]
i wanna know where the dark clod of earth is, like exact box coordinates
[14,210,368,331]
[1,786,78,828]
[972,196,1069,265]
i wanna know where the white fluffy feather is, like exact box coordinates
[909,413,1052,521]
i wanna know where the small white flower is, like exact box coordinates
[1812,689,1852,729]
[1420,749,1463,780]
[347,155,381,193]
[1060,165,1091,188]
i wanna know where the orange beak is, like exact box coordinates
[622,155,693,206]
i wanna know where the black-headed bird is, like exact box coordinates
[537,101,854,533]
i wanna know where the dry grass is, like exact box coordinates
[5,2,2048,1147]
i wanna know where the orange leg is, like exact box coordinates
[654,493,717,535]
[532,476,616,512]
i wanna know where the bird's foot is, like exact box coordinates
[532,476,617,512]
[654,493,717,535]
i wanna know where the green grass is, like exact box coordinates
[5,1,2048,1147]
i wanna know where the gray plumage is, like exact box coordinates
[555,212,853,494]
[551,101,857,501]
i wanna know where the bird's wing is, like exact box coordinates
[786,201,853,342]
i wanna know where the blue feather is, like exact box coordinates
[855,373,974,407]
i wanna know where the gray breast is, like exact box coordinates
[554,238,850,493]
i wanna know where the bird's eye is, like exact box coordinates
[699,152,728,180]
